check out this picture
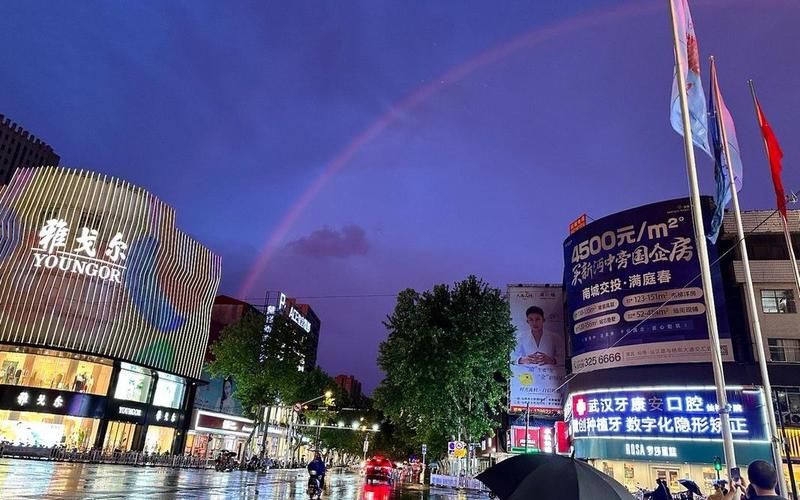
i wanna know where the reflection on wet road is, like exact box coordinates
[0,459,490,499]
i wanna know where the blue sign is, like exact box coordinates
[569,388,768,442]
[562,198,732,372]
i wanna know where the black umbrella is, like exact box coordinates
[476,454,633,500]
[678,479,702,496]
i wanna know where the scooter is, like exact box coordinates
[307,470,322,499]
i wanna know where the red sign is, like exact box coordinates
[510,426,541,450]
[569,214,587,234]
[554,421,570,454]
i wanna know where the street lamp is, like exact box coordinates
[337,421,344,428]
[351,421,360,430]
[371,423,379,432]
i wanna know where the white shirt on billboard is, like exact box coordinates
[513,330,563,367]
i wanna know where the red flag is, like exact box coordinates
[755,97,787,217]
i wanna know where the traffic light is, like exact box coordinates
[713,456,722,472]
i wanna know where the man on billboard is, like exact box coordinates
[514,306,562,367]
[507,285,566,412]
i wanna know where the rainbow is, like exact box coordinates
[238,0,788,297]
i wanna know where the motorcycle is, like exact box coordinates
[307,470,322,499]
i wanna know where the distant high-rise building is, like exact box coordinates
[334,374,362,403]
[0,114,59,184]
[285,298,321,372]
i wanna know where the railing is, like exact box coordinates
[0,445,210,469]
[430,473,490,491]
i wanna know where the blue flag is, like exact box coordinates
[706,60,744,243]
[670,0,712,157]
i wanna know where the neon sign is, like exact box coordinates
[569,387,768,442]
[32,219,128,283]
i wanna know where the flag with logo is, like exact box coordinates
[670,0,712,157]
[706,59,743,243]
[753,92,787,217]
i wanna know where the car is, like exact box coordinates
[364,456,393,484]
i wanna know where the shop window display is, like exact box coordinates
[0,345,112,395]
[113,362,153,403]
[102,421,138,452]
[0,409,99,449]
[152,372,186,409]
[144,425,175,454]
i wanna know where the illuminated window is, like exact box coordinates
[761,289,796,314]
[0,345,112,395]
[114,362,153,403]
[152,371,186,409]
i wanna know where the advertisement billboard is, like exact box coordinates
[194,373,244,417]
[567,386,772,465]
[508,285,565,413]
[563,198,732,373]
[0,167,222,378]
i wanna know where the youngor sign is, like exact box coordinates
[508,285,565,413]
[0,167,222,378]
[562,198,732,373]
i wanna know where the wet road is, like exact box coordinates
[0,459,490,499]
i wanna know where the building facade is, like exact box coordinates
[719,209,800,489]
[334,374,362,404]
[185,295,260,461]
[562,198,777,494]
[0,167,221,454]
[0,114,59,185]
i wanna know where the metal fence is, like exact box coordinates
[0,446,210,469]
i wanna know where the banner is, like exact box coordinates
[508,285,565,412]
[563,198,732,372]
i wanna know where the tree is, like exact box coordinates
[208,312,307,419]
[373,276,515,460]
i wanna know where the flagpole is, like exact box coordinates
[749,79,799,497]
[668,0,737,470]
[712,60,785,496]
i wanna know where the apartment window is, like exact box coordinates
[768,338,800,363]
[761,289,796,314]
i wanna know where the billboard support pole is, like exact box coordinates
[668,0,736,471]
[711,63,786,496]
[524,403,530,454]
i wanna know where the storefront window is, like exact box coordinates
[144,425,175,454]
[152,372,186,409]
[0,345,112,395]
[103,421,138,452]
[0,409,99,449]
[113,362,153,403]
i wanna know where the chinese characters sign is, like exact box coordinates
[562,198,732,372]
[3,385,106,418]
[508,285,565,413]
[569,388,767,442]
[33,218,128,283]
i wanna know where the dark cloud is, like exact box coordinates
[287,225,369,259]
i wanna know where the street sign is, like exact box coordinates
[363,439,369,453]
[422,444,427,454]
[448,440,467,459]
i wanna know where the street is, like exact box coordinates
[0,459,490,499]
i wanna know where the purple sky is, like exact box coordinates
[1,0,798,392]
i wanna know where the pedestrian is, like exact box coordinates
[708,482,725,500]
[745,460,787,499]
[653,479,671,500]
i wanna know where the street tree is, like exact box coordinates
[374,276,515,459]
[208,312,307,418]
